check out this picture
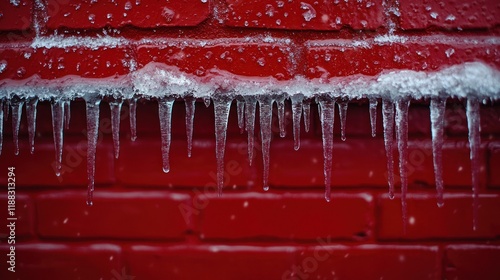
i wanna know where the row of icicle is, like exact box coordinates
[0,94,483,230]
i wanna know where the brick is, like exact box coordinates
[305,37,500,78]
[198,192,374,240]
[36,191,191,239]
[0,46,131,80]
[295,245,440,280]
[0,0,32,31]
[399,0,500,30]
[378,193,500,239]
[445,244,500,280]
[0,194,33,238]
[117,138,258,188]
[0,136,115,187]
[224,0,384,30]
[488,142,500,188]
[126,244,296,280]
[0,243,122,280]
[46,0,209,29]
[136,40,295,80]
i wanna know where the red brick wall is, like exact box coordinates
[0,0,500,279]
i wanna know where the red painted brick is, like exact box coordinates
[0,46,131,80]
[399,0,500,30]
[36,191,191,239]
[489,142,500,188]
[198,192,374,240]
[305,37,500,78]
[296,245,440,280]
[224,0,384,30]
[0,243,122,280]
[46,0,209,29]
[0,194,33,238]
[136,40,295,80]
[0,136,115,187]
[445,244,500,280]
[117,138,258,188]
[378,193,500,239]
[126,244,296,280]
[0,0,32,31]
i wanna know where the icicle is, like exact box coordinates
[291,95,303,151]
[51,99,65,176]
[244,96,257,166]
[128,98,137,141]
[109,100,123,159]
[369,98,378,137]
[236,99,245,133]
[259,96,274,191]
[395,99,410,230]
[3,100,9,123]
[430,97,446,207]
[317,96,335,202]
[10,98,24,156]
[0,100,3,155]
[184,96,196,158]
[277,97,286,138]
[26,98,38,154]
[85,96,101,206]
[203,96,211,107]
[158,97,175,173]
[337,99,348,141]
[303,99,311,133]
[64,101,71,129]
[213,95,232,196]
[382,99,395,199]
[466,98,481,231]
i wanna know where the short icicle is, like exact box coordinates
[213,95,232,196]
[158,97,175,173]
[382,99,395,199]
[303,99,311,133]
[317,96,336,202]
[430,97,446,207]
[236,99,245,133]
[466,98,481,231]
[26,98,39,154]
[51,99,65,176]
[277,97,286,138]
[291,95,303,150]
[64,101,71,129]
[395,98,411,231]
[369,98,378,137]
[128,98,137,141]
[85,95,101,206]
[337,99,348,141]
[259,95,274,191]
[109,100,123,159]
[11,98,24,155]
[244,96,257,166]
[184,96,196,158]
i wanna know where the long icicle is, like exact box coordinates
[337,99,348,141]
[109,100,123,159]
[430,97,446,207]
[259,96,274,191]
[236,99,245,133]
[213,95,232,196]
[466,98,481,231]
[51,99,65,176]
[158,97,175,173]
[11,98,24,155]
[369,98,378,137]
[382,99,395,199]
[318,96,335,202]
[277,97,286,138]
[64,101,71,129]
[244,96,257,166]
[3,100,9,123]
[291,95,303,151]
[85,96,101,206]
[0,100,3,155]
[184,96,196,158]
[26,98,38,154]
[129,98,137,141]
[303,99,311,133]
[395,98,410,231]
